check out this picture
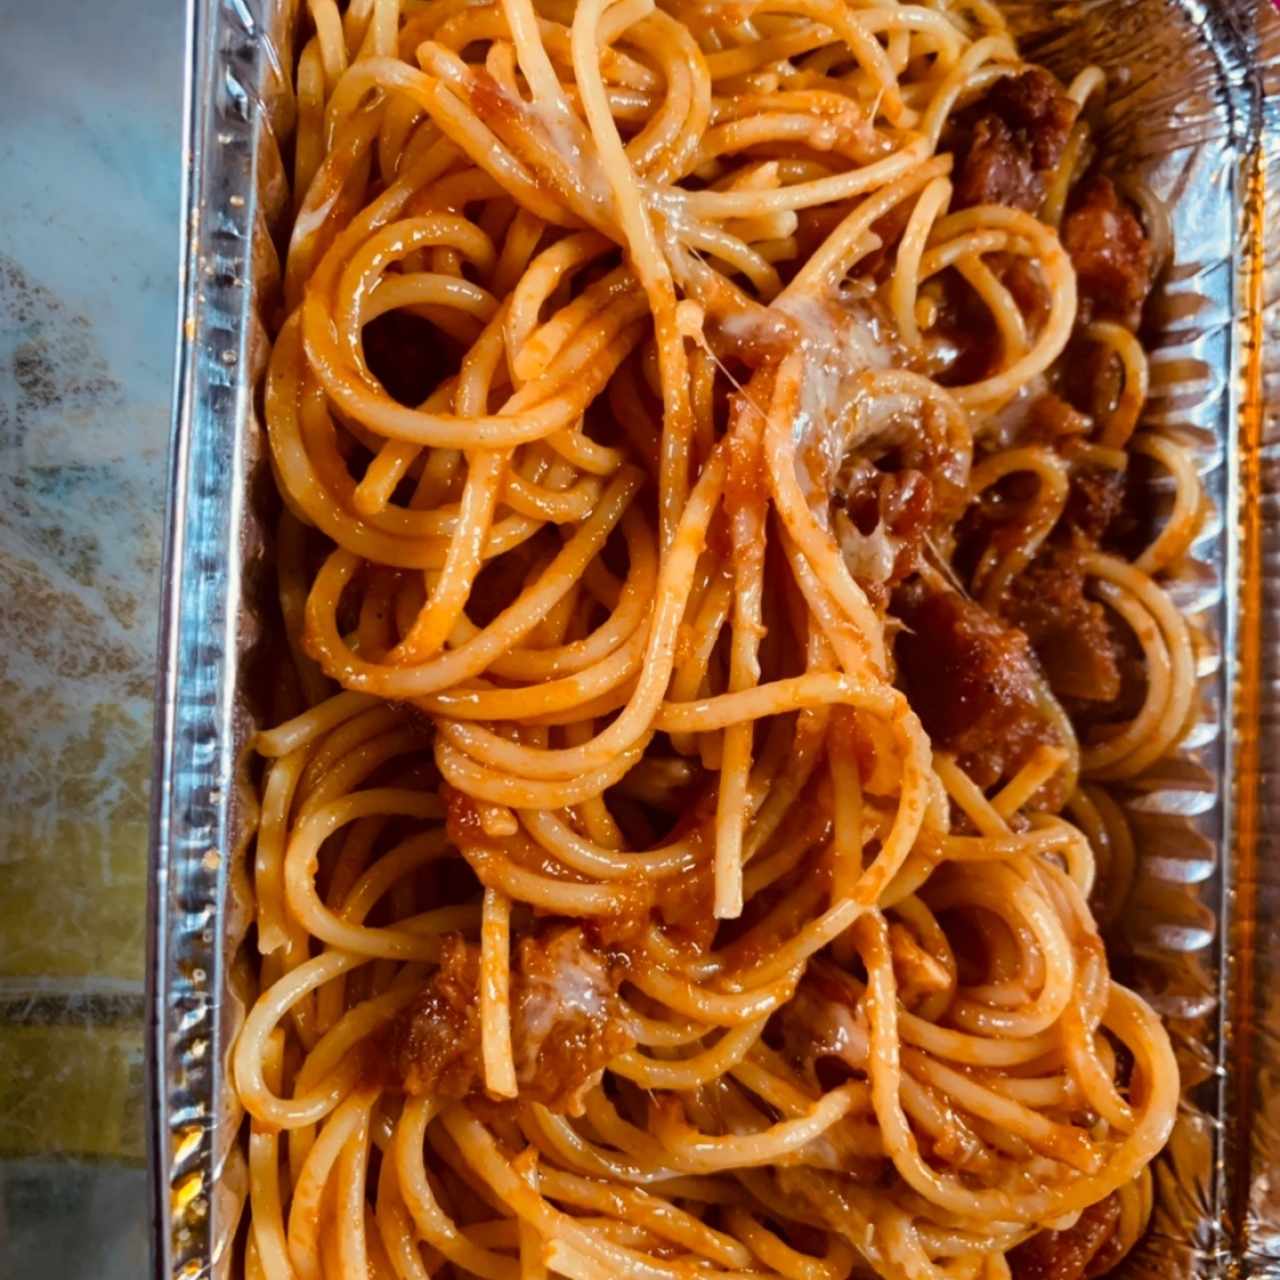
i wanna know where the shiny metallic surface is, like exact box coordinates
[150,1,291,1275]
[148,1,1280,1276]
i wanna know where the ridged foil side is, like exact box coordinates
[1226,2,1280,1275]
[148,2,1279,1277]
[149,0,293,1276]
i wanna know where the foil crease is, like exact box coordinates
[147,1,1280,1277]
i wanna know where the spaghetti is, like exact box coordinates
[234,0,1200,1276]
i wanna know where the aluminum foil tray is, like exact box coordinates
[147,1,1280,1276]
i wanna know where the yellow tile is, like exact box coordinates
[0,1026,144,1160]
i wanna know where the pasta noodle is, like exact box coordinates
[232,0,1201,1276]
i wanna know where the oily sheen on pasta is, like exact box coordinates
[233,0,1200,1277]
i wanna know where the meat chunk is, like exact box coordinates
[835,462,935,609]
[775,969,868,1083]
[888,922,951,1005]
[1062,177,1152,328]
[651,862,718,953]
[1004,550,1121,703]
[986,70,1080,170]
[510,924,635,1111]
[840,462,934,546]
[956,116,1041,212]
[1062,462,1126,544]
[924,276,997,385]
[1078,1198,1133,1279]
[391,934,483,1100]
[1062,331,1123,422]
[954,69,1079,212]
[1008,1194,1122,1280]
[390,924,634,1113]
[828,379,971,608]
[893,584,1057,788]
